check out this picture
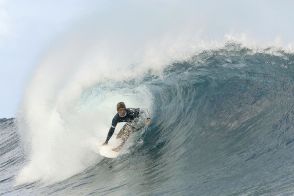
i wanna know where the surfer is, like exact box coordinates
[103,102,151,151]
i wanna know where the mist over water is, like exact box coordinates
[1,0,294,195]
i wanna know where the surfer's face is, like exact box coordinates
[118,108,126,117]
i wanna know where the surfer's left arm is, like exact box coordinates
[103,115,118,145]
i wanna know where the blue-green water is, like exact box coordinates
[1,44,294,195]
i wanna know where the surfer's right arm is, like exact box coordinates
[103,115,118,145]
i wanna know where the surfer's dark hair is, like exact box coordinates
[117,102,126,111]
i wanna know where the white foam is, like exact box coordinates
[99,145,119,159]
[15,0,294,185]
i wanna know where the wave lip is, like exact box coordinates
[1,44,293,195]
[142,44,294,195]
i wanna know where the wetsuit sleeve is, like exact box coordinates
[105,115,118,143]
[133,108,140,118]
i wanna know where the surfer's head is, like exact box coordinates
[117,102,126,117]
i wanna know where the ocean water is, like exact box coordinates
[1,43,294,195]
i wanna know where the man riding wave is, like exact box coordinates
[103,102,151,151]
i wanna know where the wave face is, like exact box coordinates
[2,44,294,195]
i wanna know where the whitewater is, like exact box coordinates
[1,1,294,195]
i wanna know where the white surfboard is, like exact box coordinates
[99,144,120,158]
[99,135,125,158]
[99,111,151,158]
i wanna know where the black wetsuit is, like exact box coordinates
[105,108,140,143]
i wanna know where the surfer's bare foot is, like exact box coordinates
[145,118,151,125]
[112,147,121,152]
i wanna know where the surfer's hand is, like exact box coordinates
[145,118,151,125]
[102,141,108,145]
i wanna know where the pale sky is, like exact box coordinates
[0,0,293,118]
[0,0,98,117]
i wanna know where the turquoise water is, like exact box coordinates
[1,43,294,195]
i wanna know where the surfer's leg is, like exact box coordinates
[113,124,134,152]
[130,117,146,133]
[112,140,126,152]
[116,123,132,139]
